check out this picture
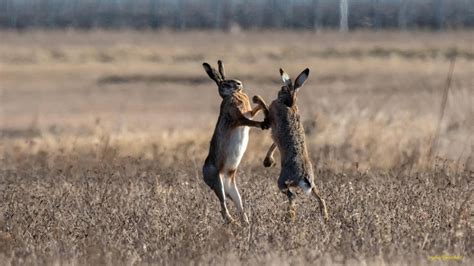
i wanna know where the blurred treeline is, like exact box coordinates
[0,0,473,30]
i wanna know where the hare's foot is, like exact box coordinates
[321,200,329,222]
[287,196,297,222]
[279,185,296,222]
[221,208,236,224]
[311,187,329,222]
[286,205,296,222]
[223,213,237,225]
[241,213,249,226]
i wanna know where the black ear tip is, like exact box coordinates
[304,68,310,74]
[279,68,285,75]
[218,60,223,64]
[202,63,211,70]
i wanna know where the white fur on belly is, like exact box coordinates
[224,126,250,170]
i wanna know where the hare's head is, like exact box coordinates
[277,68,310,107]
[203,60,243,98]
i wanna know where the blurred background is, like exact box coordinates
[0,0,473,170]
[0,2,473,264]
[0,0,473,30]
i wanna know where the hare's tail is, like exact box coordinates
[298,178,313,195]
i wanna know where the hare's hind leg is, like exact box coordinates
[284,189,297,221]
[216,174,236,224]
[225,170,249,225]
[203,164,235,224]
[278,178,296,221]
[311,187,329,221]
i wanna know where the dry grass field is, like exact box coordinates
[0,30,473,265]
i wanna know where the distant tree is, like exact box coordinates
[214,0,222,30]
[340,0,349,32]
[285,0,294,28]
[371,0,381,30]
[223,0,234,31]
[435,0,444,30]
[312,0,321,30]
[5,0,18,28]
[149,0,161,29]
[176,0,187,30]
[398,0,409,30]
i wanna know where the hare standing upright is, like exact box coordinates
[252,68,328,221]
[202,60,267,224]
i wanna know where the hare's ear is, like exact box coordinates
[202,62,222,84]
[294,68,309,91]
[217,60,226,80]
[280,68,292,87]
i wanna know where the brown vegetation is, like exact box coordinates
[0,30,473,264]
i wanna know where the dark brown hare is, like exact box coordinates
[252,68,328,221]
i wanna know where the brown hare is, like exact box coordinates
[252,68,328,221]
[202,60,268,225]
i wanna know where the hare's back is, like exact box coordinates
[270,101,313,184]
[270,102,306,147]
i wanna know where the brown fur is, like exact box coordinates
[202,60,268,225]
[253,68,329,221]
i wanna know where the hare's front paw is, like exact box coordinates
[260,118,271,130]
[263,156,275,167]
[252,95,261,104]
